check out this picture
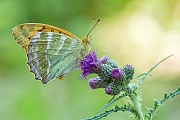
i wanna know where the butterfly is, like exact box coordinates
[12,23,94,84]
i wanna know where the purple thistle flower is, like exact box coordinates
[111,68,123,79]
[89,77,108,89]
[105,83,121,95]
[99,56,109,64]
[105,86,112,95]
[80,51,99,78]
[89,78,97,89]
[125,64,133,69]
[123,64,134,82]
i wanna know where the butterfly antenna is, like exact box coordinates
[87,18,100,36]
[89,18,96,31]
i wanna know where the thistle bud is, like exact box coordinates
[99,56,109,64]
[122,64,134,83]
[97,58,119,81]
[89,77,108,89]
[105,82,121,95]
[98,64,114,81]
[111,68,123,79]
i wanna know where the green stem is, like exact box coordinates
[129,94,144,120]
[135,54,173,88]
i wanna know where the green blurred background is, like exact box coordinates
[0,0,180,119]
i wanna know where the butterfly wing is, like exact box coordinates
[12,23,80,52]
[12,23,83,84]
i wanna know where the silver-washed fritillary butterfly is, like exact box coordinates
[12,23,95,84]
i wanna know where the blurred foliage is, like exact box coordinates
[0,0,180,120]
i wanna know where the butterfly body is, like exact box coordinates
[12,23,91,84]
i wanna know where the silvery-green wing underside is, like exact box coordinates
[27,32,82,84]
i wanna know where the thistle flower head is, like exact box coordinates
[89,77,108,89]
[89,78,98,89]
[105,83,121,95]
[99,56,109,64]
[105,86,112,95]
[123,64,134,81]
[80,51,134,96]
[111,68,123,79]
[80,51,99,78]
[125,64,133,69]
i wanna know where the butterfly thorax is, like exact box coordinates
[79,35,92,59]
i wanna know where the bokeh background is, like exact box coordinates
[0,0,180,120]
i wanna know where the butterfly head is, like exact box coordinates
[81,35,92,56]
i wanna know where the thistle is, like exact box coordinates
[80,51,134,96]
[80,52,179,120]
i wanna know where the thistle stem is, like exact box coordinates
[129,94,144,120]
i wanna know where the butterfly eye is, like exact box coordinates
[82,36,91,45]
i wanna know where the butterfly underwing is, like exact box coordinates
[12,23,91,84]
